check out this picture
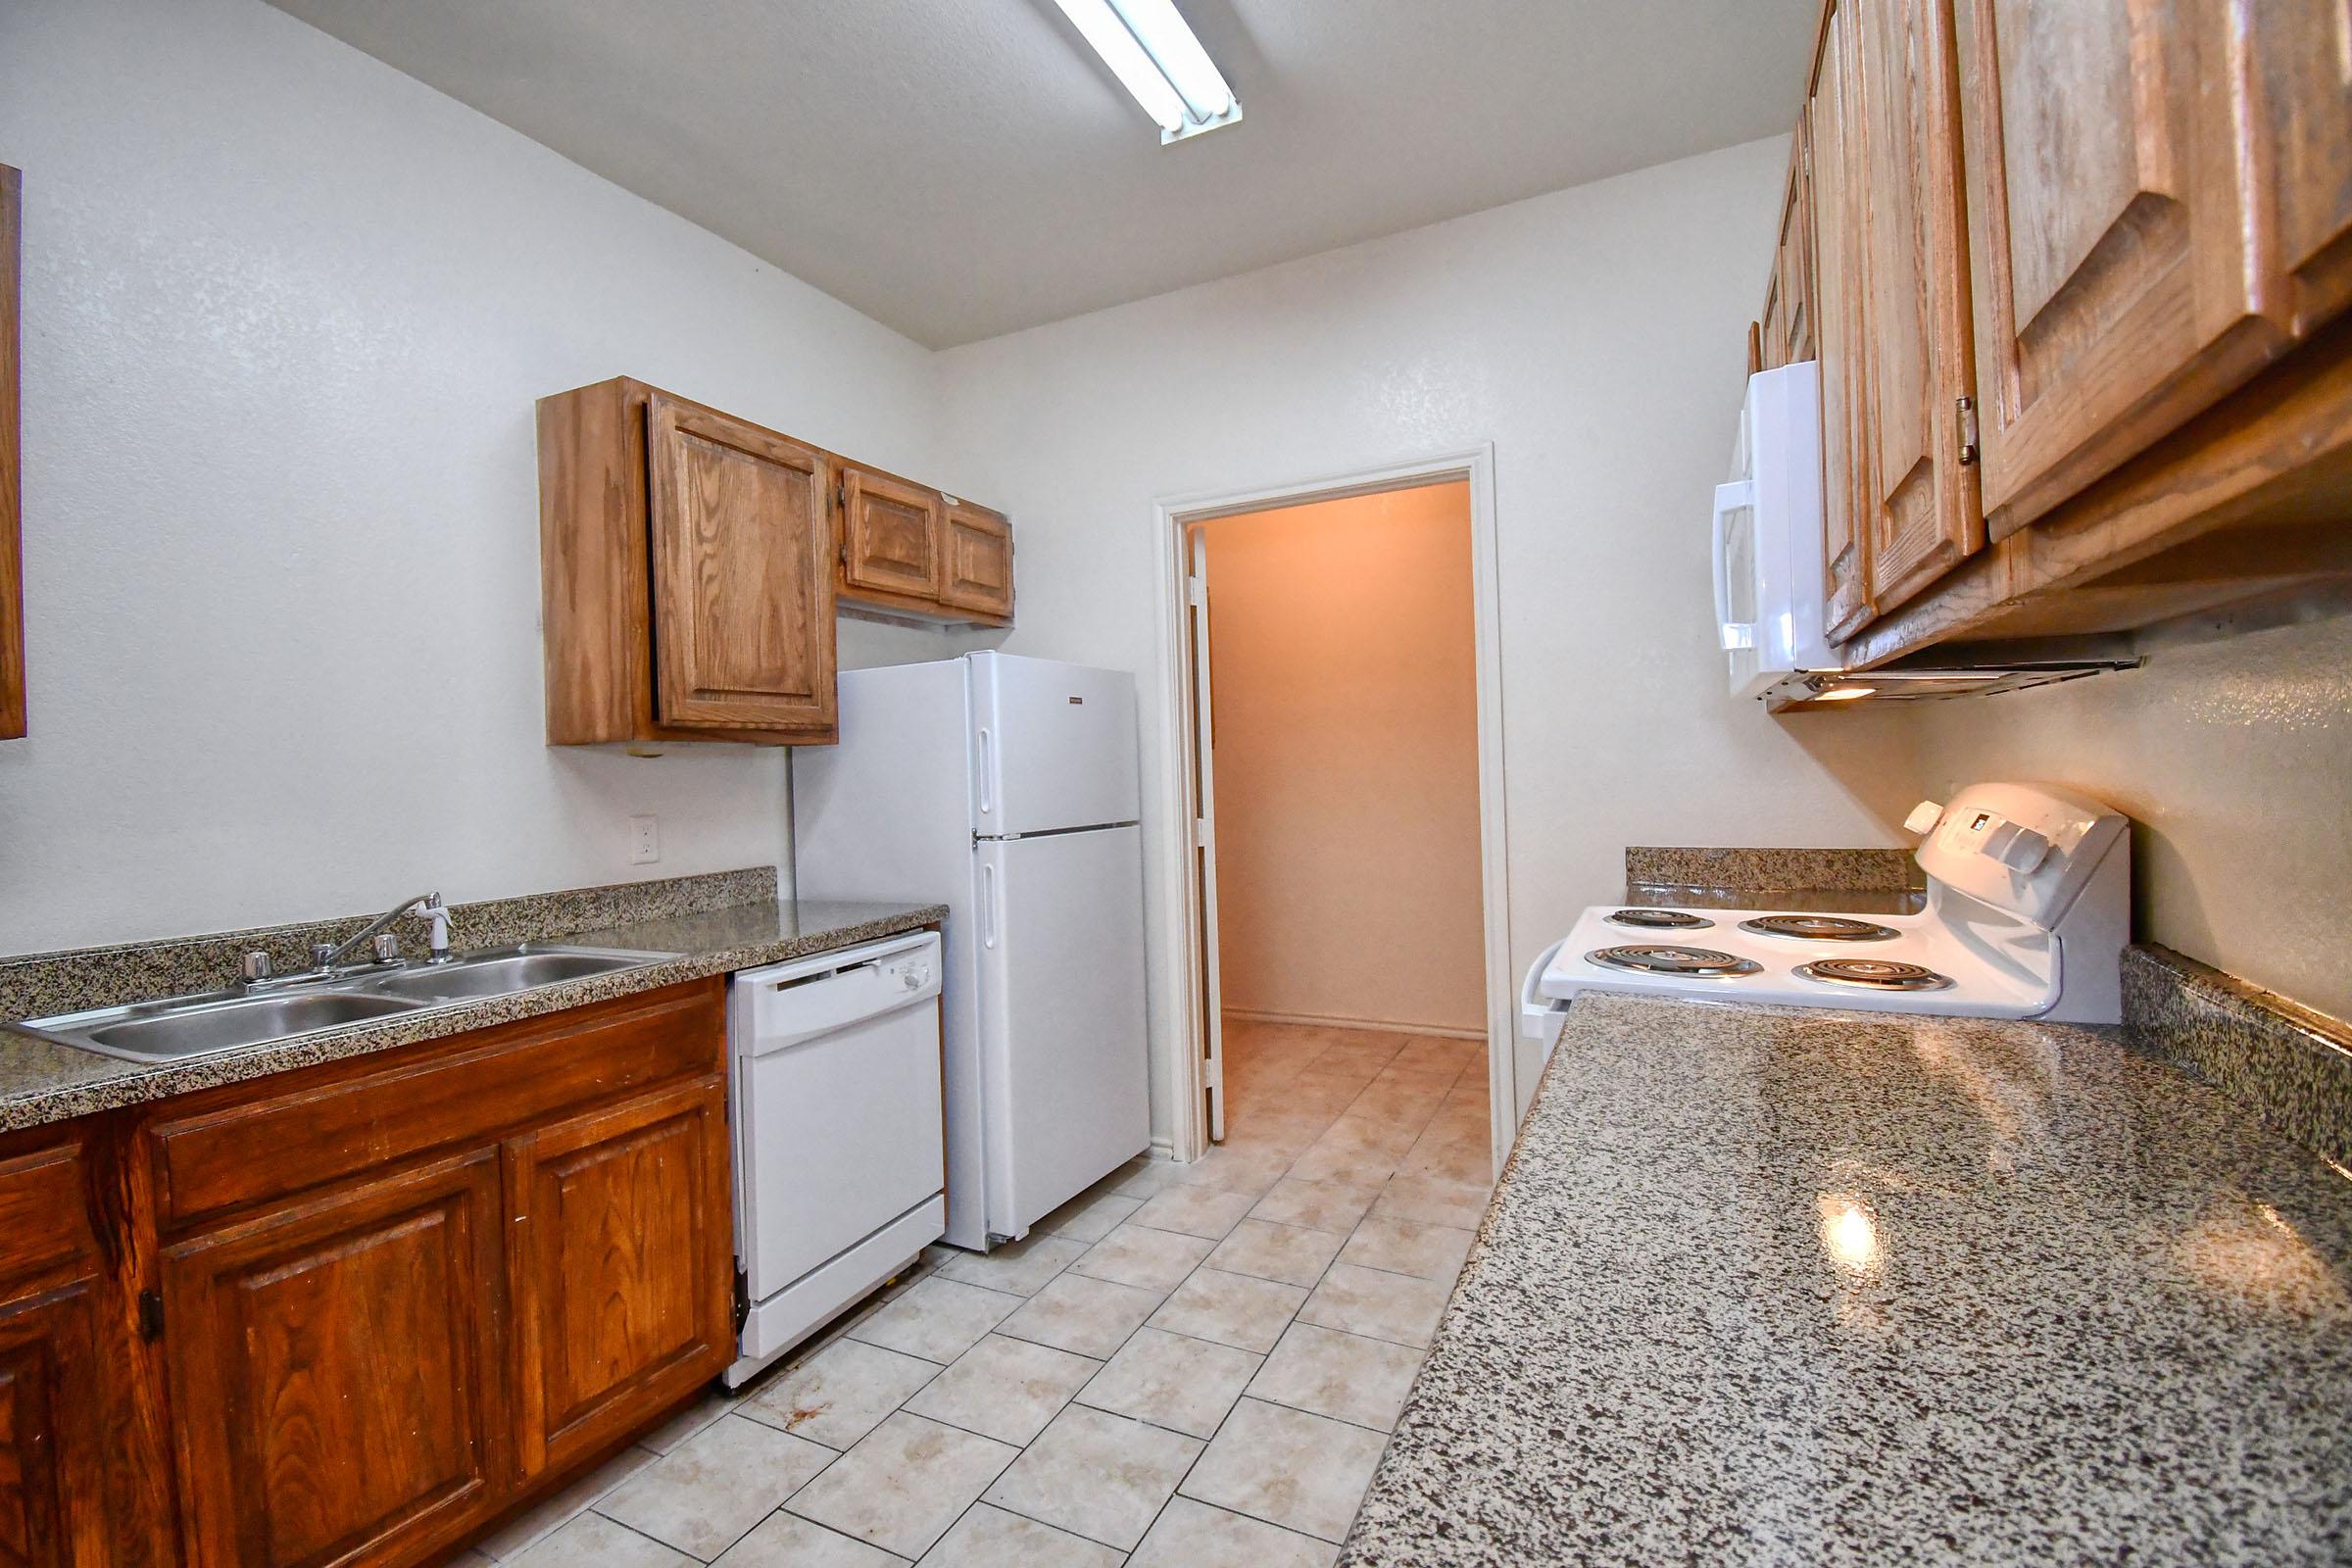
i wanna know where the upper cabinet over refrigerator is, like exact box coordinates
[969,653,1141,839]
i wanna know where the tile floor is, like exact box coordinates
[462,1019,1494,1567]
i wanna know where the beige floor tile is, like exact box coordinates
[1129,1184,1255,1240]
[1148,1267,1305,1353]
[1250,1178,1377,1235]
[1035,1186,1146,1244]
[510,1510,695,1568]
[1370,1174,1492,1231]
[710,1511,901,1567]
[982,1404,1203,1550]
[1068,1222,1215,1292]
[1172,1145,1294,1199]
[933,1233,1091,1297]
[903,1334,1099,1446]
[1125,1496,1339,1568]
[1396,1137,1494,1188]
[1337,1216,1475,1283]
[1204,1218,1346,1289]
[476,1443,658,1558]
[996,1272,1163,1359]
[741,1338,943,1450]
[1111,1158,1191,1200]
[1075,1326,1259,1440]
[598,1414,834,1560]
[635,1389,733,1455]
[1297,1262,1448,1349]
[1178,1398,1388,1544]
[786,1412,1017,1560]
[1247,1322,1424,1433]
[921,1503,1120,1567]
[846,1277,1023,1365]
[1283,1142,1400,1191]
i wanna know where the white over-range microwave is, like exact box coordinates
[1712,361,1835,699]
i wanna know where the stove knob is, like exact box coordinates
[1988,824,2051,872]
[1903,800,1944,835]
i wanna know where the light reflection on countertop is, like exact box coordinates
[1342,992,2352,1568]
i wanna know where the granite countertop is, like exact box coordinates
[1345,993,2352,1566]
[0,898,944,1132]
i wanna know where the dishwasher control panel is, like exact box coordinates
[879,950,935,995]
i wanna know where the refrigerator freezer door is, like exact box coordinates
[969,653,1141,837]
[972,825,1152,1238]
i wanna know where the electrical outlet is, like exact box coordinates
[630,814,660,864]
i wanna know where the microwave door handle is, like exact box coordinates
[1712,480,1757,652]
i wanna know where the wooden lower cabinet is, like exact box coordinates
[508,1075,731,1481]
[160,1150,509,1568]
[0,978,735,1568]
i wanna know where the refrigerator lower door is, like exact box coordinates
[972,825,1152,1239]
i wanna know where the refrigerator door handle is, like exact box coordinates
[981,861,999,950]
[977,726,995,817]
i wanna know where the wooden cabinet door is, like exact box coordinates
[1949,0,2313,537]
[1761,125,1816,371]
[1809,0,1877,637]
[1850,0,1983,619]
[838,466,945,608]
[644,392,837,734]
[940,501,1013,621]
[507,1076,730,1481]
[161,1149,507,1568]
[0,1279,110,1568]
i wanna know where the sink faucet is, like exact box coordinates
[312,892,455,974]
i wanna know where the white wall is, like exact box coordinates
[0,0,944,955]
[933,138,1921,1137]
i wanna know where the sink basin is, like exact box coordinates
[76,992,425,1060]
[364,948,658,1003]
[15,945,675,1064]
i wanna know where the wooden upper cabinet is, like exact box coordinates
[1850,0,1983,619]
[1809,0,1876,638]
[161,1148,508,1568]
[1946,0,2350,538]
[507,1075,731,1481]
[645,393,837,736]
[3,164,24,741]
[837,465,945,609]
[940,500,1014,621]
[1760,126,1817,371]
[538,378,837,747]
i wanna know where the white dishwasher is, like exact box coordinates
[725,930,946,1387]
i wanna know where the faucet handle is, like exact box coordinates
[372,932,402,963]
[240,951,274,984]
[312,941,338,972]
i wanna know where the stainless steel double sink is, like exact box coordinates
[15,945,675,1063]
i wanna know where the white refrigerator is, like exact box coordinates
[791,652,1152,1250]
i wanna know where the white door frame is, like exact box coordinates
[1150,446,1516,1172]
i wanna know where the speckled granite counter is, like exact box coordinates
[1343,992,2352,1566]
[0,898,943,1132]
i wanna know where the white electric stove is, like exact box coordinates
[1522,783,2131,1054]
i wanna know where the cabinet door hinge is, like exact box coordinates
[1204,1054,1224,1092]
[1956,395,1980,466]
[732,1266,749,1333]
[137,1289,165,1342]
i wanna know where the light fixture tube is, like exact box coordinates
[1052,0,1187,132]
[1105,0,1234,122]
[1053,0,1241,141]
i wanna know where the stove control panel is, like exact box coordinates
[1910,782,2127,929]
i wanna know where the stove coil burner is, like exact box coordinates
[1738,914,1900,943]
[1587,945,1761,978]
[1605,908,1714,930]
[1793,957,1953,992]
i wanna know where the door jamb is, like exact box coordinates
[1150,446,1515,1172]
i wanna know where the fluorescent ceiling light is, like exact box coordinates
[1053,0,1243,143]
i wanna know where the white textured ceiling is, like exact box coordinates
[268,0,1815,348]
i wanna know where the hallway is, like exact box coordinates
[474,1021,1494,1566]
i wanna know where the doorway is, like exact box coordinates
[1152,450,1513,1171]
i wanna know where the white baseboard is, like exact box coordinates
[1149,1135,1176,1162]
[1220,1006,1487,1042]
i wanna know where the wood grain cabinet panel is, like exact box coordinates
[1809,0,1877,637]
[645,394,837,735]
[161,1149,508,1568]
[837,466,946,610]
[2,164,23,740]
[940,500,1014,621]
[1948,0,2319,537]
[1851,0,1983,619]
[507,1075,730,1480]
[1760,126,1816,371]
[0,1280,110,1568]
